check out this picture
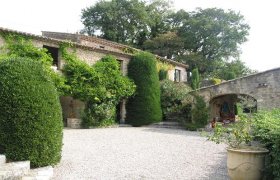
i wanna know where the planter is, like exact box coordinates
[227,147,269,180]
[67,118,82,129]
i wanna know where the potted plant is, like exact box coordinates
[208,98,269,180]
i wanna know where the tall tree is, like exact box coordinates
[81,0,172,47]
[81,3,252,78]
[81,0,149,45]
[176,8,250,76]
[143,31,184,58]
[215,59,257,80]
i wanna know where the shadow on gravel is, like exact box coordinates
[141,127,202,137]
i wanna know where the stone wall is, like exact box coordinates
[198,67,280,110]
[168,65,188,82]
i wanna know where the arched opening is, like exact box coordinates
[209,94,257,123]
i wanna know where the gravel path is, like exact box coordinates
[53,127,228,180]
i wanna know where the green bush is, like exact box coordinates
[126,52,162,126]
[160,80,192,120]
[0,58,63,167]
[62,53,135,128]
[253,109,280,179]
[191,68,200,90]
[82,101,116,128]
[0,32,67,95]
[159,69,168,80]
[189,95,209,129]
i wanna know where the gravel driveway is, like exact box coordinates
[53,127,228,180]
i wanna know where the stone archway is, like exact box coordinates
[209,94,257,123]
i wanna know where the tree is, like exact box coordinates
[126,52,162,126]
[191,68,200,90]
[143,31,184,59]
[176,8,250,76]
[81,0,172,47]
[81,0,149,45]
[81,3,252,78]
[215,59,256,80]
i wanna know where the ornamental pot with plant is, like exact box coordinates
[208,97,269,180]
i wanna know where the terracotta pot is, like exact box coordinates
[227,147,268,180]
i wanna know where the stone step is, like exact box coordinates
[0,155,6,166]
[0,161,30,180]
[22,166,53,180]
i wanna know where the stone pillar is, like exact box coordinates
[120,100,127,124]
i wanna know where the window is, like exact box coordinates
[174,69,181,82]
[43,45,59,67]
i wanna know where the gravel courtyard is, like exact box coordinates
[53,127,228,180]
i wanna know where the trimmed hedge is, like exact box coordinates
[126,52,162,126]
[0,58,63,167]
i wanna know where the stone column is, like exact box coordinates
[120,100,127,124]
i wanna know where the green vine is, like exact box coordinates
[59,42,136,128]
[0,32,67,95]
[122,47,138,54]
[156,59,174,72]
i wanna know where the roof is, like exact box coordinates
[0,27,188,68]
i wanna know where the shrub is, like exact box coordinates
[253,109,280,179]
[62,53,135,128]
[224,71,236,80]
[191,68,200,90]
[82,101,116,128]
[210,78,222,85]
[0,58,63,167]
[160,80,192,120]
[0,32,67,95]
[189,95,209,128]
[126,52,162,126]
[159,69,168,80]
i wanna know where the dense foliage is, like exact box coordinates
[186,95,209,130]
[81,1,253,78]
[160,80,192,120]
[0,58,63,167]
[191,68,200,90]
[212,59,256,80]
[126,52,162,126]
[81,0,170,46]
[61,47,136,127]
[253,110,280,179]
[0,32,67,94]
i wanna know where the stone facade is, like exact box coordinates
[0,27,189,127]
[197,68,280,120]
[168,65,188,83]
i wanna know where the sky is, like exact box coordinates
[0,0,279,71]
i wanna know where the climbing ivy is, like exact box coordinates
[60,43,136,127]
[0,32,67,95]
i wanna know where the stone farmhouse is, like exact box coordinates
[0,27,189,127]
